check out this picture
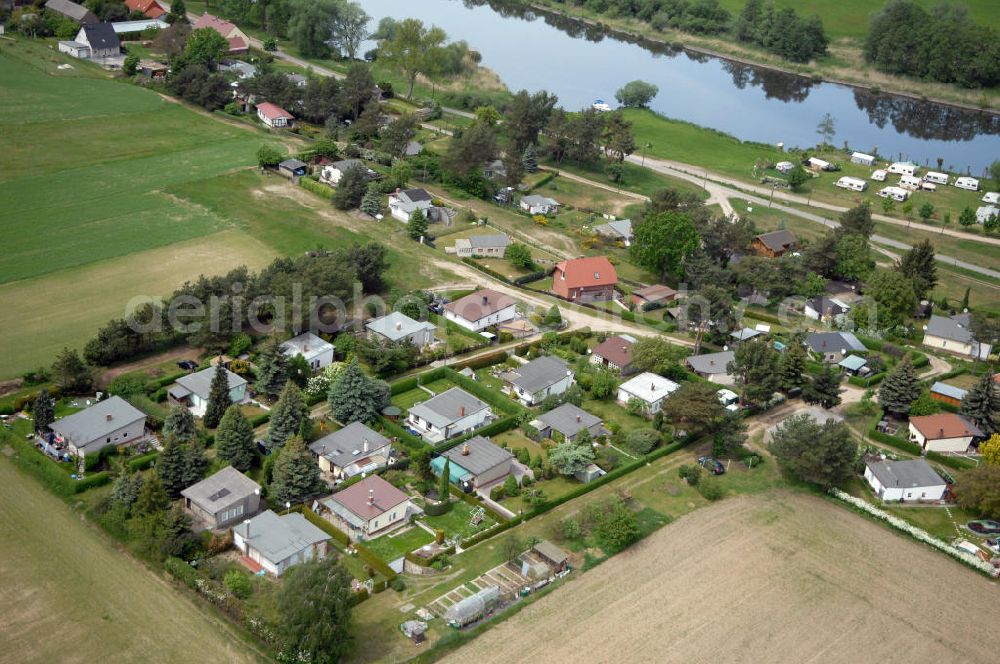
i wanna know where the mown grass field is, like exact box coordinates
[0,454,265,664]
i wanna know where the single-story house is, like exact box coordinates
[323,475,413,540]
[435,435,514,491]
[124,0,167,19]
[552,256,618,303]
[838,354,869,376]
[233,510,330,576]
[320,159,375,185]
[804,296,850,324]
[864,458,947,502]
[593,219,633,246]
[631,284,677,309]
[685,351,736,385]
[48,396,146,457]
[452,233,511,258]
[752,229,797,258]
[192,13,249,53]
[729,327,763,344]
[280,332,335,370]
[976,205,998,224]
[922,313,992,360]
[590,334,635,374]
[45,0,97,24]
[181,466,261,530]
[73,22,120,58]
[278,158,307,178]
[219,59,257,78]
[616,372,680,416]
[531,403,608,443]
[309,422,393,478]
[520,194,560,215]
[825,280,862,305]
[805,332,867,362]
[444,288,518,332]
[407,387,494,443]
[169,367,247,412]
[256,102,293,129]
[366,311,436,348]
[286,73,307,87]
[929,381,967,407]
[501,355,574,406]
[909,413,982,453]
[388,188,434,223]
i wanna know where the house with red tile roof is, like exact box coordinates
[124,0,166,19]
[192,13,249,53]
[443,288,518,332]
[590,334,635,374]
[322,475,414,540]
[256,102,294,128]
[552,256,618,302]
[908,413,983,453]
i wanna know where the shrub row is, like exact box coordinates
[444,367,525,416]
[404,545,455,567]
[84,445,118,471]
[461,257,512,284]
[926,451,977,471]
[127,451,159,472]
[848,372,886,387]
[450,349,510,372]
[423,499,451,516]
[527,171,557,191]
[376,415,427,452]
[391,375,419,395]
[742,308,781,325]
[6,386,62,414]
[513,269,549,285]
[298,177,333,199]
[296,506,351,547]
[6,436,110,495]
[354,541,398,582]
[436,416,519,452]
[149,370,188,390]
[867,426,923,455]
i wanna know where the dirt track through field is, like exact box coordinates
[441,492,1000,664]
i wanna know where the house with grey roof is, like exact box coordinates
[280,332,334,370]
[593,219,633,246]
[308,422,392,479]
[864,458,946,503]
[278,158,307,178]
[922,313,992,360]
[805,332,867,362]
[752,229,797,257]
[452,233,511,258]
[531,403,608,443]
[46,0,97,25]
[75,23,120,58]
[181,466,261,530]
[169,367,248,415]
[48,396,146,457]
[388,188,434,222]
[729,327,763,344]
[804,296,851,324]
[434,435,514,490]
[406,387,494,443]
[520,194,560,215]
[233,510,330,576]
[501,356,574,406]
[685,350,736,385]
[366,311,436,348]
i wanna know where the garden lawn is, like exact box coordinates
[363,525,434,562]
[391,387,433,411]
[582,397,650,432]
[420,499,499,540]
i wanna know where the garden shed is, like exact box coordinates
[444,585,501,628]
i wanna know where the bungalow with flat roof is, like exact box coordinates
[838,354,869,376]
[407,387,494,443]
[686,351,736,385]
[805,332,867,362]
[520,194,560,215]
[501,356,574,406]
[169,367,247,413]
[278,158,308,178]
[752,229,797,258]
[444,288,518,332]
[366,311,436,348]
[593,219,633,246]
[909,413,982,453]
[590,334,635,374]
[452,233,511,258]
[388,188,434,223]
[929,381,967,407]
[181,466,261,530]
[280,332,334,370]
[531,403,608,443]
[233,511,330,576]
[434,435,514,490]
[729,327,763,344]
[922,313,992,360]
[864,458,946,502]
[552,256,618,303]
[309,422,392,479]
[48,396,146,457]
[323,475,413,540]
[630,284,677,309]
[616,372,680,416]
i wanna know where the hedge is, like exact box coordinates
[444,367,525,416]
[391,376,419,395]
[298,177,333,199]
[8,386,62,413]
[404,545,455,567]
[848,372,886,387]
[436,416,519,451]
[84,445,118,471]
[461,257,511,284]
[513,269,549,285]
[354,541,398,582]
[6,436,110,495]
[149,370,188,390]
[127,451,160,472]
[926,451,978,471]
[450,349,510,372]
[297,506,351,546]
[423,499,451,516]
[742,308,781,325]
[376,416,427,452]
[867,426,923,455]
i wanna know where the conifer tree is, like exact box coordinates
[269,436,322,505]
[267,381,305,449]
[522,143,538,173]
[803,365,842,409]
[157,435,189,498]
[183,438,208,487]
[408,208,428,240]
[895,238,937,300]
[878,355,921,415]
[203,362,231,428]
[961,374,1000,437]
[778,340,808,392]
[215,404,256,471]
[31,389,55,432]
[134,474,169,515]
[439,458,451,502]
[327,357,390,424]
[163,404,197,442]
[360,184,382,217]
[255,337,289,401]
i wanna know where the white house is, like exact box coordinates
[850,152,876,167]
[256,102,293,129]
[406,387,493,443]
[323,475,413,540]
[954,176,979,191]
[366,311,436,348]
[520,194,560,215]
[48,396,146,457]
[280,332,334,370]
[500,355,574,406]
[908,413,982,453]
[922,313,992,360]
[804,296,850,324]
[169,367,247,413]
[864,459,947,503]
[75,23,120,58]
[388,188,434,222]
[320,159,375,185]
[805,332,867,363]
[887,161,918,176]
[309,422,393,478]
[616,372,680,416]
[233,510,330,576]
[685,351,736,384]
[443,289,518,332]
[452,234,511,257]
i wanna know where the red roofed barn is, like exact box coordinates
[552,256,618,302]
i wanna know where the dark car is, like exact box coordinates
[256,439,273,456]
[698,455,725,475]
[968,520,1000,535]
[176,359,198,371]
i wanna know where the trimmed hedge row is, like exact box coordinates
[423,499,451,516]
[436,416,519,452]
[297,506,351,547]
[926,451,978,471]
[742,308,781,325]
[376,416,427,452]
[6,436,110,495]
[444,367,525,416]
[848,372,886,387]
[6,386,62,414]
[84,445,118,471]
[391,376,419,395]
[127,451,159,472]
[867,426,923,455]
[404,545,455,567]
[450,349,511,372]
[354,541,397,583]
[298,177,333,199]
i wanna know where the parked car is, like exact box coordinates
[967,520,1000,535]
[176,360,198,371]
[698,455,725,475]
[256,439,273,456]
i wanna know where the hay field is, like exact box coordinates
[442,492,1000,664]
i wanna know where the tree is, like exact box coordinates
[816,112,836,145]
[277,556,353,664]
[438,458,451,501]
[360,185,382,218]
[377,18,447,99]
[590,369,618,401]
[960,374,1000,437]
[327,357,390,424]
[955,465,1000,519]
[862,269,917,328]
[908,388,941,416]
[379,113,418,157]
[712,412,747,457]
[123,53,140,76]
[133,473,169,515]
[31,390,55,432]
[163,404,197,442]
[895,238,937,299]
[878,355,921,416]
[521,144,538,173]
[165,0,187,24]
[630,211,700,281]
[918,202,934,222]
[625,428,660,455]
[548,442,594,475]
[506,243,534,270]
[601,112,636,164]
[768,414,856,489]
[257,144,283,169]
[183,438,208,487]
[803,365,842,409]
[631,337,687,377]
[338,62,376,121]
[52,347,93,394]
[443,121,498,179]
[407,208,428,240]
[328,0,369,59]
[254,337,289,401]
[979,434,1000,466]
[660,382,726,434]
[332,164,370,210]
[183,27,228,69]
[728,340,780,406]
[203,362,231,428]
[505,89,558,155]
[834,232,873,281]
[270,436,323,505]
[594,499,641,553]
[349,241,389,294]
[787,165,809,191]
[615,80,659,108]
[268,381,306,450]
[215,405,256,471]
[543,305,562,327]
[839,203,874,238]
[778,339,808,392]
[959,207,976,227]
[157,436,189,498]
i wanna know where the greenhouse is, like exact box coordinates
[444,586,501,628]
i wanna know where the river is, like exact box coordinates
[357,0,1000,175]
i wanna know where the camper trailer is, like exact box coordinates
[899,175,922,191]
[806,157,832,171]
[954,177,979,192]
[923,171,948,185]
[877,186,910,202]
[920,181,937,192]
[887,162,918,176]
[835,176,867,192]
[850,152,876,167]
[871,169,888,182]
[775,161,794,174]
[983,192,999,205]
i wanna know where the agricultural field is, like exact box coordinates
[440,492,1000,664]
[0,456,265,664]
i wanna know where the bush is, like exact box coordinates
[224,570,253,599]
[127,451,159,471]
[490,484,505,501]
[678,464,701,485]
[424,499,451,516]
[697,478,723,501]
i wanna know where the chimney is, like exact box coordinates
[939,428,944,438]
[367,489,374,506]
[462,443,470,456]
[575,414,581,423]
[459,406,465,417]
[363,439,369,453]
[482,295,489,306]
[651,382,656,392]
[396,321,402,330]
[709,360,715,366]
[106,413,113,422]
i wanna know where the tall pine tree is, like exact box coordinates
[255,337,289,401]
[215,404,256,471]
[439,458,451,503]
[183,439,208,487]
[778,340,808,392]
[360,184,382,217]
[157,435,189,498]
[31,389,55,432]
[522,143,538,173]
[163,404,197,442]
[803,365,842,409]
[269,436,322,505]
[895,238,937,300]
[960,374,1000,436]
[203,362,231,428]
[327,357,390,424]
[267,381,305,449]
[878,355,921,416]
